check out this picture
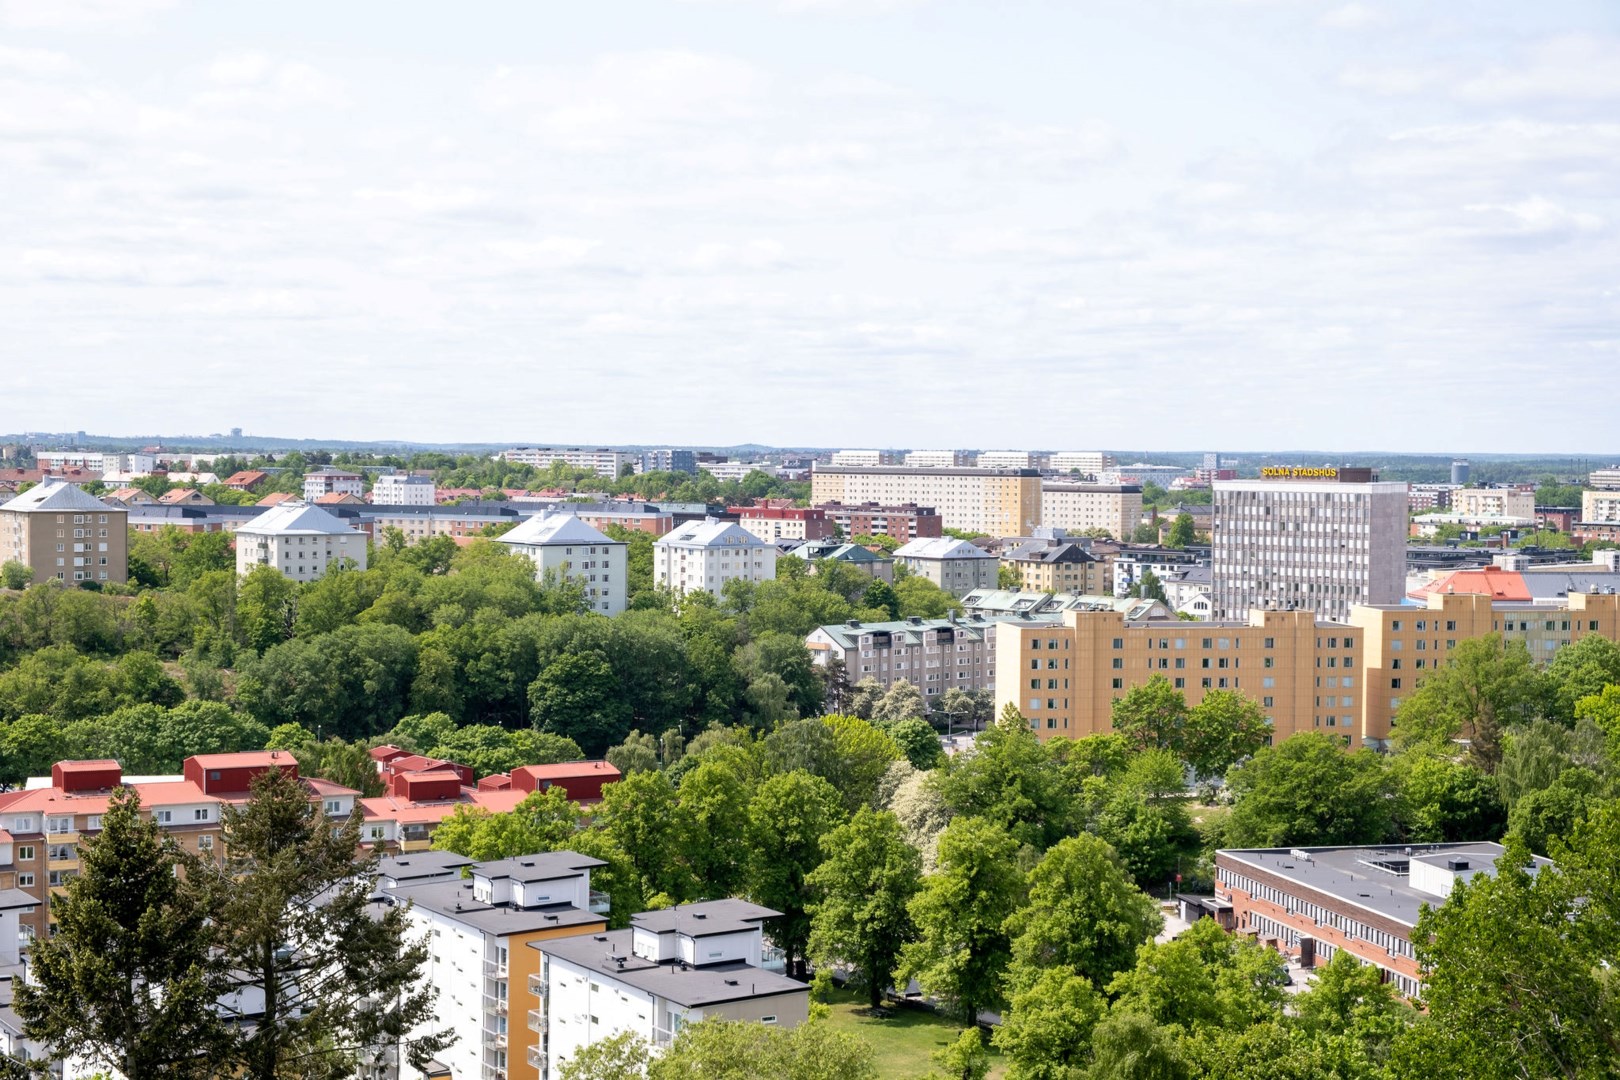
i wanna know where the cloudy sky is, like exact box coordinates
[3,0,1617,451]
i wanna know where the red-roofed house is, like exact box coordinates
[257,492,298,507]
[1,751,359,943]
[511,761,622,804]
[159,488,214,506]
[225,470,269,491]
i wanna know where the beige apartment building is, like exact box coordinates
[811,465,1042,535]
[1041,482,1143,539]
[1453,488,1535,519]
[994,589,1620,750]
[1581,489,1620,523]
[0,480,128,586]
[1001,540,1108,594]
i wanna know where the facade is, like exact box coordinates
[387,852,612,1080]
[371,473,437,506]
[1110,544,1207,599]
[653,518,777,596]
[0,753,357,945]
[1000,539,1107,595]
[1453,488,1535,520]
[1215,842,1550,998]
[977,450,1048,470]
[730,501,832,543]
[1161,566,1214,619]
[788,539,895,582]
[637,449,697,475]
[1049,451,1115,475]
[993,586,1620,749]
[1588,466,1620,491]
[902,449,971,468]
[959,589,1175,623]
[806,613,1018,700]
[892,537,998,596]
[1581,489,1620,524]
[0,480,128,585]
[696,461,777,482]
[500,512,628,615]
[1451,460,1471,485]
[1211,470,1409,622]
[830,450,901,467]
[814,501,942,542]
[535,899,808,1079]
[1040,483,1143,540]
[811,465,1042,536]
[234,500,368,581]
[223,469,269,491]
[500,448,634,478]
[301,468,363,502]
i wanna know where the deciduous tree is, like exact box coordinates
[806,808,922,1007]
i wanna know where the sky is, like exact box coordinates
[2,0,1618,451]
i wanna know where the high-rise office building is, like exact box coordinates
[1210,467,1408,623]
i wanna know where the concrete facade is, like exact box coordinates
[0,481,128,586]
[810,465,1042,536]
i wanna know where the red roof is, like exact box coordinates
[225,470,268,487]
[512,761,622,783]
[1410,566,1530,602]
[257,492,297,506]
[369,745,409,763]
[359,789,526,825]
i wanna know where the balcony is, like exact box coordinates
[481,1029,508,1051]
[528,973,545,996]
[45,831,79,846]
[527,1006,545,1033]
[526,1047,546,1070]
[483,958,509,980]
[46,856,79,873]
[399,838,433,853]
[653,1026,675,1049]
[588,889,611,916]
[483,994,508,1017]
[479,1067,506,1080]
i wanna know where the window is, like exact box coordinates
[17,873,33,887]
[155,810,173,824]
[1263,637,1275,649]
[1174,678,1185,688]
[324,799,342,815]
[198,835,214,851]
[1112,638,1124,649]
[1112,658,1123,669]
[1111,678,1123,689]
[193,808,209,822]
[1391,678,1402,689]
[17,845,34,861]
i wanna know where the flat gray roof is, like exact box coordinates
[1216,842,1550,928]
[632,898,780,938]
[387,878,604,936]
[534,928,807,1009]
[477,852,608,884]
[377,850,476,884]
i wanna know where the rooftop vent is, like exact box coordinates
[724,979,740,986]
[693,912,707,920]
[1446,858,1471,872]
[594,934,609,942]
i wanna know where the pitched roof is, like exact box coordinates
[257,492,298,506]
[656,517,771,549]
[893,537,995,560]
[236,500,360,537]
[500,510,619,548]
[1,479,116,514]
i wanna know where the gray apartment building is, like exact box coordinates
[1210,468,1408,622]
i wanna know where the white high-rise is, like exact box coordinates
[500,511,629,614]
[234,501,368,581]
[1211,468,1408,622]
[654,518,776,596]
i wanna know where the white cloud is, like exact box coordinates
[1454,36,1620,103]
[0,0,175,30]
[1319,4,1385,30]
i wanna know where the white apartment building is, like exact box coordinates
[500,448,634,478]
[1041,483,1143,539]
[234,500,368,581]
[654,518,777,596]
[302,468,363,502]
[1211,469,1409,622]
[893,537,998,597]
[1048,451,1115,475]
[976,450,1051,470]
[806,613,1013,700]
[1582,490,1620,523]
[537,899,808,1079]
[697,461,778,482]
[500,511,628,615]
[385,852,612,1080]
[810,465,1043,536]
[370,473,437,506]
[902,449,972,468]
[1454,488,1535,520]
[830,450,898,467]
[34,451,156,475]
[1588,467,1620,491]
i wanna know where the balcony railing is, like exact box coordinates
[528,973,545,996]
[399,838,433,852]
[587,889,611,915]
[653,1026,675,1049]
[483,958,508,980]
[526,1047,545,1070]
[481,1029,508,1051]
[45,831,79,845]
[527,1007,545,1033]
[46,857,79,873]
[483,994,508,1017]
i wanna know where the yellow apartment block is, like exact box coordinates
[810,466,1043,536]
[996,590,1620,750]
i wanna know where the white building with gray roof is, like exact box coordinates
[500,511,628,615]
[653,517,776,597]
[891,537,997,597]
[233,499,367,581]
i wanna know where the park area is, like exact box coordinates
[821,988,1007,1079]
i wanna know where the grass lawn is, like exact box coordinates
[821,988,1008,1079]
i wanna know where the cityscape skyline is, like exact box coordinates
[4,1,1619,448]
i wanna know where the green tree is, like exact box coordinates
[1005,834,1162,993]
[934,1027,992,1080]
[1105,919,1286,1033]
[993,968,1107,1080]
[1132,567,1167,603]
[1393,634,1545,771]
[1223,733,1393,848]
[897,817,1025,1025]
[861,578,901,619]
[237,566,298,655]
[998,563,1023,590]
[884,715,947,770]
[679,754,754,898]
[1166,513,1197,549]
[606,730,662,775]
[822,714,904,812]
[214,767,452,1079]
[647,1018,876,1080]
[745,770,845,976]
[15,787,228,1079]
[1182,690,1271,779]
[0,560,30,590]
[1392,753,1506,842]
[1293,949,1409,1063]
[528,649,632,756]
[1543,633,1620,722]
[557,1030,649,1080]
[599,770,699,902]
[871,679,928,724]
[938,708,1073,851]
[1083,1011,1189,1080]
[1109,677,1189,757]
[806,808,923,1008]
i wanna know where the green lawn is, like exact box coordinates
[821,988,1007,1079]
